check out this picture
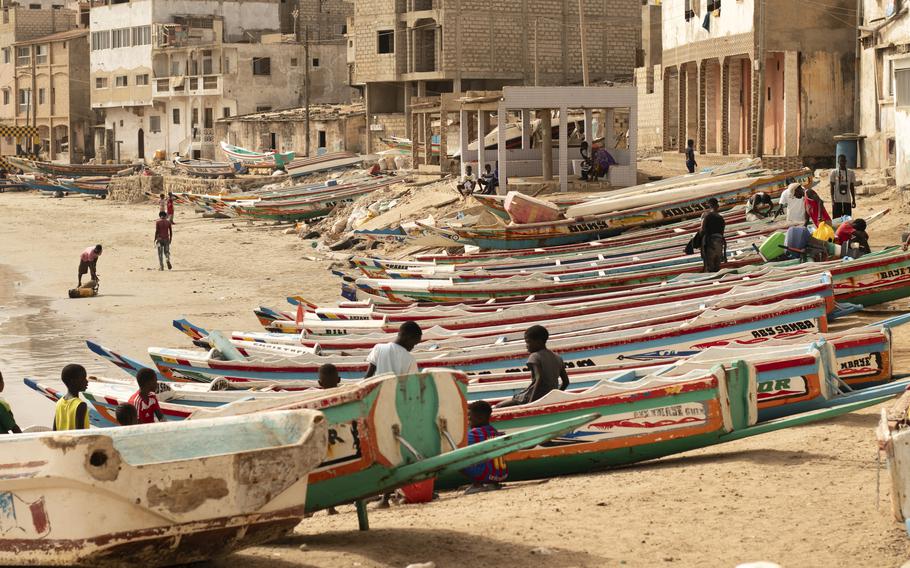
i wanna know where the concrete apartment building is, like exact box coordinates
[657,0,856,169]
[89,0,349,162]
[0,2,84,160]
[858,1,910,185]
[9,29,93,162]
[350,0,641,152]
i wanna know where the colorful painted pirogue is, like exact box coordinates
[0,408,328,566]
[410,168,812,249]
[351,249,910,306]
[137,297,828,383]
[220,141,295,168]
[29,329,903,430]
[225,177,399,222]
[434,357,902,486]
[24,371,595,516]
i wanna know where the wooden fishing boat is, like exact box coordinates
[227,177,398,222]
[139,297,828,383]
[173,157,236,178]
[416,168,811,250]
[877,388,910,536]
[182,275,833,349]
[435,358,903,487]
[183,371,593,514]
[18,174,67,193]
[33,160,134,177]
[286,153,366,177]
[59,176,110,197]
[220,141,295,168]
[5,155,40,173]
[49,330,902,429]
[353,249,910,306]
[0,408,328,566]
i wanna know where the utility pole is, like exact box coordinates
[578,0,588,86]
[534,17,539,86]
[304,24,311,156]
[755,0,765,158]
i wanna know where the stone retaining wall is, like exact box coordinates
[108,174,277,202]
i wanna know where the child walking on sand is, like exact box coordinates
[496,325,569,408]
[129,368,164,424]
[54,364,89,430]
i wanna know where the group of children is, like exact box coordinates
[48,364,163,430]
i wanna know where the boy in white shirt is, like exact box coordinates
[776,180,808,225]
[364,321,422,378]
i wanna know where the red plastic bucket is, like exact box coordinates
[398,478,435,504]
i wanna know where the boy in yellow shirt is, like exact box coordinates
[53,364,89,430]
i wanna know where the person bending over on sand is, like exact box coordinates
[746,192,774,221]
[77,244,102,287]
[54,364,89,430]
[698,198,726,273]
[155,211,173,271]
[364,321,422,379]
[115,403,138,426]
[835,218,871,258]
[496,325,569,409]
[804,188,832,228]
[0,370,21,434]
[462,400,508,494]
[129,368,165,424]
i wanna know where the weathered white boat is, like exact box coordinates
[0,409,327,566]
[877,388,910,537]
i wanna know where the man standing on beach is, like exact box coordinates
[77,244,102,286]
[155,211,173,271]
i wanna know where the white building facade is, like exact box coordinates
[90,0,306,162]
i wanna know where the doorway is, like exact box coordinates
[137,128,145,160]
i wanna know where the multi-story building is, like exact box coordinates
[350,0,641,152]
[658,0,856,169]
[0,2,81,159]
[89,0,348,162]
[8,29,93,162]
[857,1,909,185]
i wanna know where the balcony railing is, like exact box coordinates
[153,74,222,96]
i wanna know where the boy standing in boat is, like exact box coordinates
[54,364,89,430]
[496,325,569,408]
[0,370,21,434]
[155,211,173,271]
[115,403,138,426]
[462,400,508,494]
[129,368,165,424]
[318,363,341,389]
[77,244,102,287]
[698,198,726,273]
[364,321,422,378]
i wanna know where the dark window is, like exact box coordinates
[377,30,394,54]
[172,108,180,124]
[252,57,271,75]
[312,58,319,68]
[222,107,231,118]
[318,130,326,148]
[192,108,198,125]
[290,57,298,67]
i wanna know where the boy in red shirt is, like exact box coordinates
[129,368,164,424]
[154,211,173,271]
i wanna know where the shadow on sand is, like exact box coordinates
[217,527,609,568]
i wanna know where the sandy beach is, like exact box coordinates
[3,188,910,567]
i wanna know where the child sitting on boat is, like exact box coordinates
[462,400,508,494]
[115,403,138,426]
[496,325,569,408]
[129,368,165,424]
[0,370,21,434]
[54,364,89,430]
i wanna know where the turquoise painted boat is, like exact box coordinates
[436,358,902,487]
